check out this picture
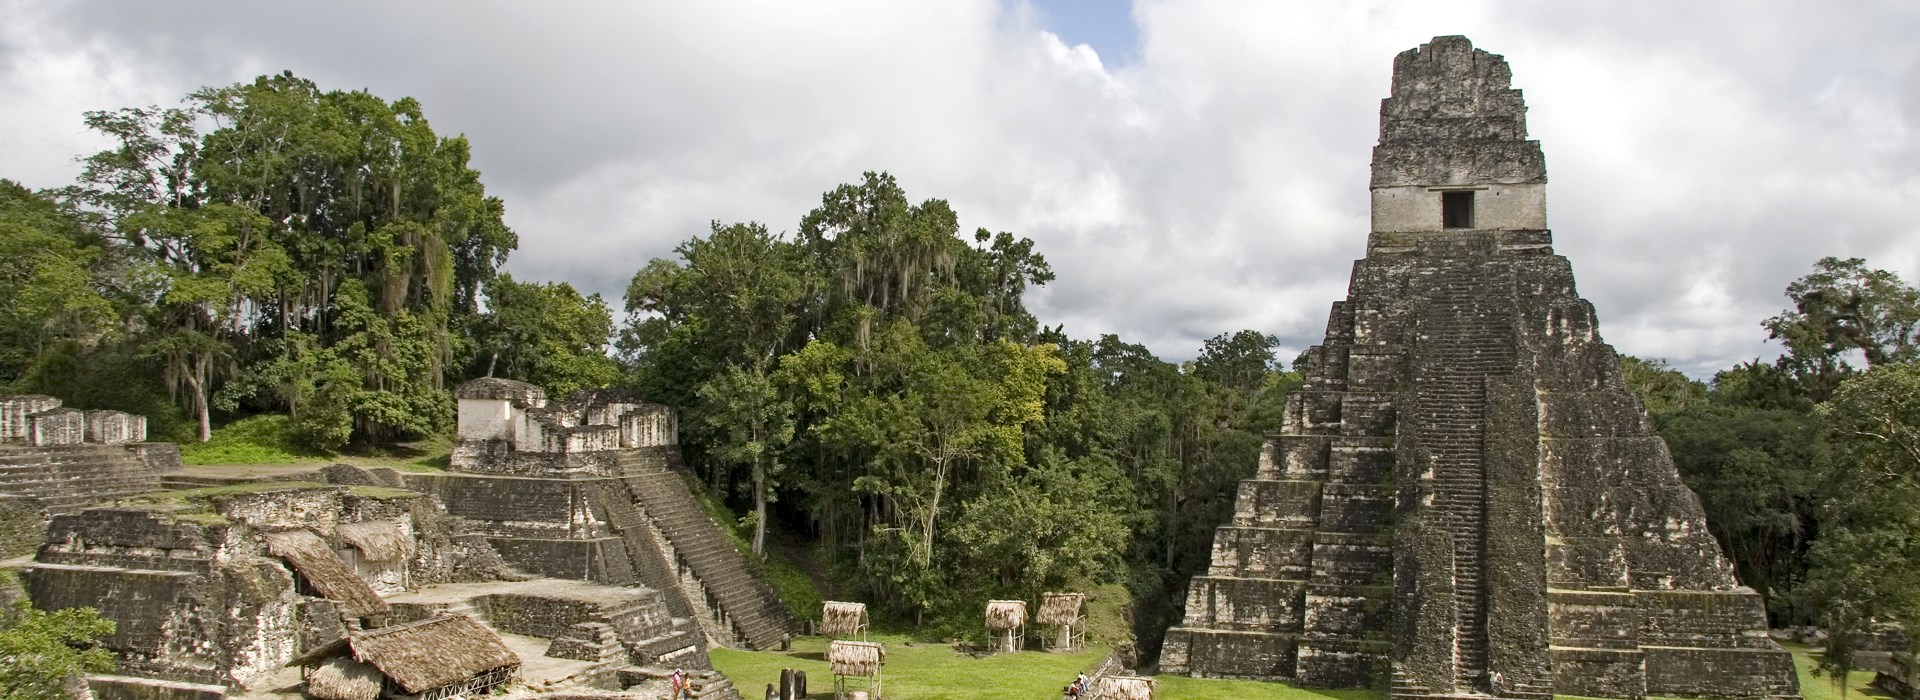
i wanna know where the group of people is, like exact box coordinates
[1063,672,1092,698]
[668,668,689,699]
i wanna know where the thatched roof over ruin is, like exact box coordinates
[819,601,868,637]
[336,519,412,562]
[349,616,519,694]
[828,640,885,677]
[264,529,389,617]
[1090,676,1155,700]
[985,599,1026,630]
[306,656,382,700]
[1037,592,1084,626]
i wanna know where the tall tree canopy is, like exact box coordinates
[61,72,519,445]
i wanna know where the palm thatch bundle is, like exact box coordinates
[819,601,868,637]
[1036,592,1084,626]
[349,615,520,695]
[828,640,885,677]
[984,600,1026,630]
[336,519,413,562]
[306,656,382,700]
[1089,675,1155,700]
[264,529,389,617]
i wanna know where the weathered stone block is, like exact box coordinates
[1318,485,1392,535]
[1233,480,1322,528]
[1548,536,1631,589]
[1183,576,1306,632]
[1552,646,1645,699]
[1179,629,1297,679]
[1295,638,1388,687]
[1327,441,1394,483]
[1280,437,1331,479]
[1549,589,1639,649]
[1340,394,1396,435]
[1208,527,1314,579]
[1345,352,1403,391]
[1643,646,1798,698]
[486,537,633,584]
[1310,535,1392,586]
[29,408,87,446]
[1303,586,1390,636]
[1636,590,1772,649]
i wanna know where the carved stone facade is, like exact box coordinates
[1160,36,1799,700]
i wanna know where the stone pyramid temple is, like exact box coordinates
[1159,36,1801,700]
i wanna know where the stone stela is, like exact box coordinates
[1158,36,1801,700]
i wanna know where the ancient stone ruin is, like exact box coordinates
[1160,36,1801,700]
[0,395,181,557]
[411,378,800,650]
[7,382,777,700]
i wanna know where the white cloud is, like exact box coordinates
[1,0,1916,376]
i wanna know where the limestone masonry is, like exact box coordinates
[418,378,801,650]
[0,395,181,557]
[7,382,787,700]
[1159,36,1800,700]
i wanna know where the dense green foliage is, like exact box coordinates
[623,173,1299,644]
[0,74,621,449]
[1619,257,1920,679]
[0,571,117,700]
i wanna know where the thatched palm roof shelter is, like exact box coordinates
[819,601,868,638]
[1089,675,1155,700]
[298,616,520,700]
[337,520,413,562]
[984,600,1026,630]
[828,640,885,677]
[1036,592,1084,626]
[306,657,382,700]
[265,529,389,617]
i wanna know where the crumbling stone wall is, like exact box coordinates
[1164,36,1799,700]
[30,407,87,446]
[436,378,800,651]
[25,508,301,687]
[0,395,60,441]
[450,379,677,475]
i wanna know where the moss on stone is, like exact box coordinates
[345,485,423,500]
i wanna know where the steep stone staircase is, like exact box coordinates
[614,449,800,650]
[0,445,163,513]
[1410,251,1517,695]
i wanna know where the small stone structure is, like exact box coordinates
[1159,36,1800,700]
[0,395,180,556]
[0,395,61,441]
[411,378,800,650]
[0,395,150,446]
[450,378,677,472]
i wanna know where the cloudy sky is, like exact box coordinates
[3,1,1916,376]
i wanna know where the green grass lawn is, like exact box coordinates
[1151,676,1381,700]
[717,638,1893,700]
[178,413,450,471]
[711,634,1107,699]
[711,635,1390,700]
[1782,642,1892,700]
